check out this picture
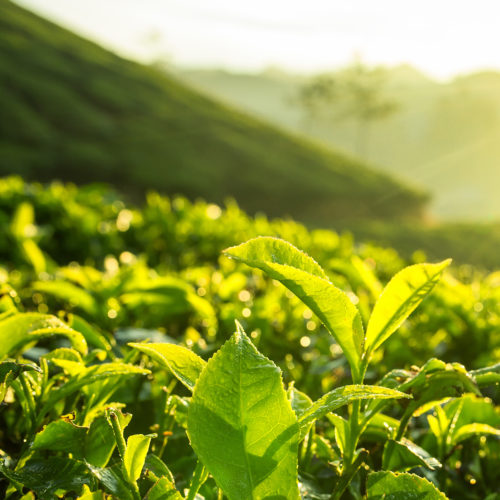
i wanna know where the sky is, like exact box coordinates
[15,0,500,80]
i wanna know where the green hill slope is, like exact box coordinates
[178,66,500,220]
[0,1,427,224]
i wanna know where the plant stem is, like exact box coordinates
[186,461,208,500]
[330,449,368,500]
[19,373,36,432]
[301,427,314,470]
[108,410,127,461]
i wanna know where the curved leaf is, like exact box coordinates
[365,260,451,355]
[124,434,152,483]
[382,439,441,472]
[129,342,206,391]
[33,281,98,316]
[32,420,87,457]
[145,477,183,500]
[452,423,500,445]
[0,313,87,359]
[39,363,149,423]
[0,458,91,498]
[224,237,364,381]
[188,328,300,500]
[470,362,500,387]
[298,385,410,440]
[367,471,448,499]
[87,464,133,500]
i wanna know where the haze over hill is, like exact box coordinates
[178,65,500,220]
[0,1,428,226]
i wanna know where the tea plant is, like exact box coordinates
[1,236,498,499]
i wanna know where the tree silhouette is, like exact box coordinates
[297,60,400,158]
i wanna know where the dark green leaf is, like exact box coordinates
[383,439,441,472]
[87,463,134,500]
[32,419,87,458]
[0,458,91,499]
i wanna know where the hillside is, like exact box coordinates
[0,1,427,225]
[178,66,500,220]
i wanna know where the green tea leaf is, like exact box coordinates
[0,313,88,359]
[224,237,328,279]
[32,419,87,458]
[124,434,152,483]
[0,361,41,403]
[85,415,123,468]
[224,237,364,381]
[470,362,500,387]
[87,464,134,500]
[365,260,451,355]
[77,485,106,499]
[188,328,300,500]
[382,439,442,472]
[129,342,206,391]
[144,454,176,484]
[68,314,113,352]
[0,458,91,498]
[144,477,183,500]
[451,423,500,445]
[34,281,98,316]
[298,385,410,440]
[366,471,449,499]
[327,413,350,455]
[39,363,149,422]
[288,384,313,439]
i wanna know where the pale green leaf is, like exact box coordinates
[367,471,449,499]
[77,486,106,500]
[129,342,206,391]
[224,237,364,381]
[124,434,152,483]
[470,362,500,387]
[0,313,88,359]
[144,477,183,500]
[299,385,410,440]
[22,240,46,275]
[288,384,313,440]
[10,202,35,240]
[33,281,98,316]
[365,260,451,354]
[452,423,500,445]
[188,328,300,500]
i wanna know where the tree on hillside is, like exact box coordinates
[297,60,400,158]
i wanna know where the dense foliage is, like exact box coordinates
[0,177,499,499]
[0,1,427,224]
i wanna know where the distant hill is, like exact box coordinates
[178,66,500,220]
[0,1,427,225]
